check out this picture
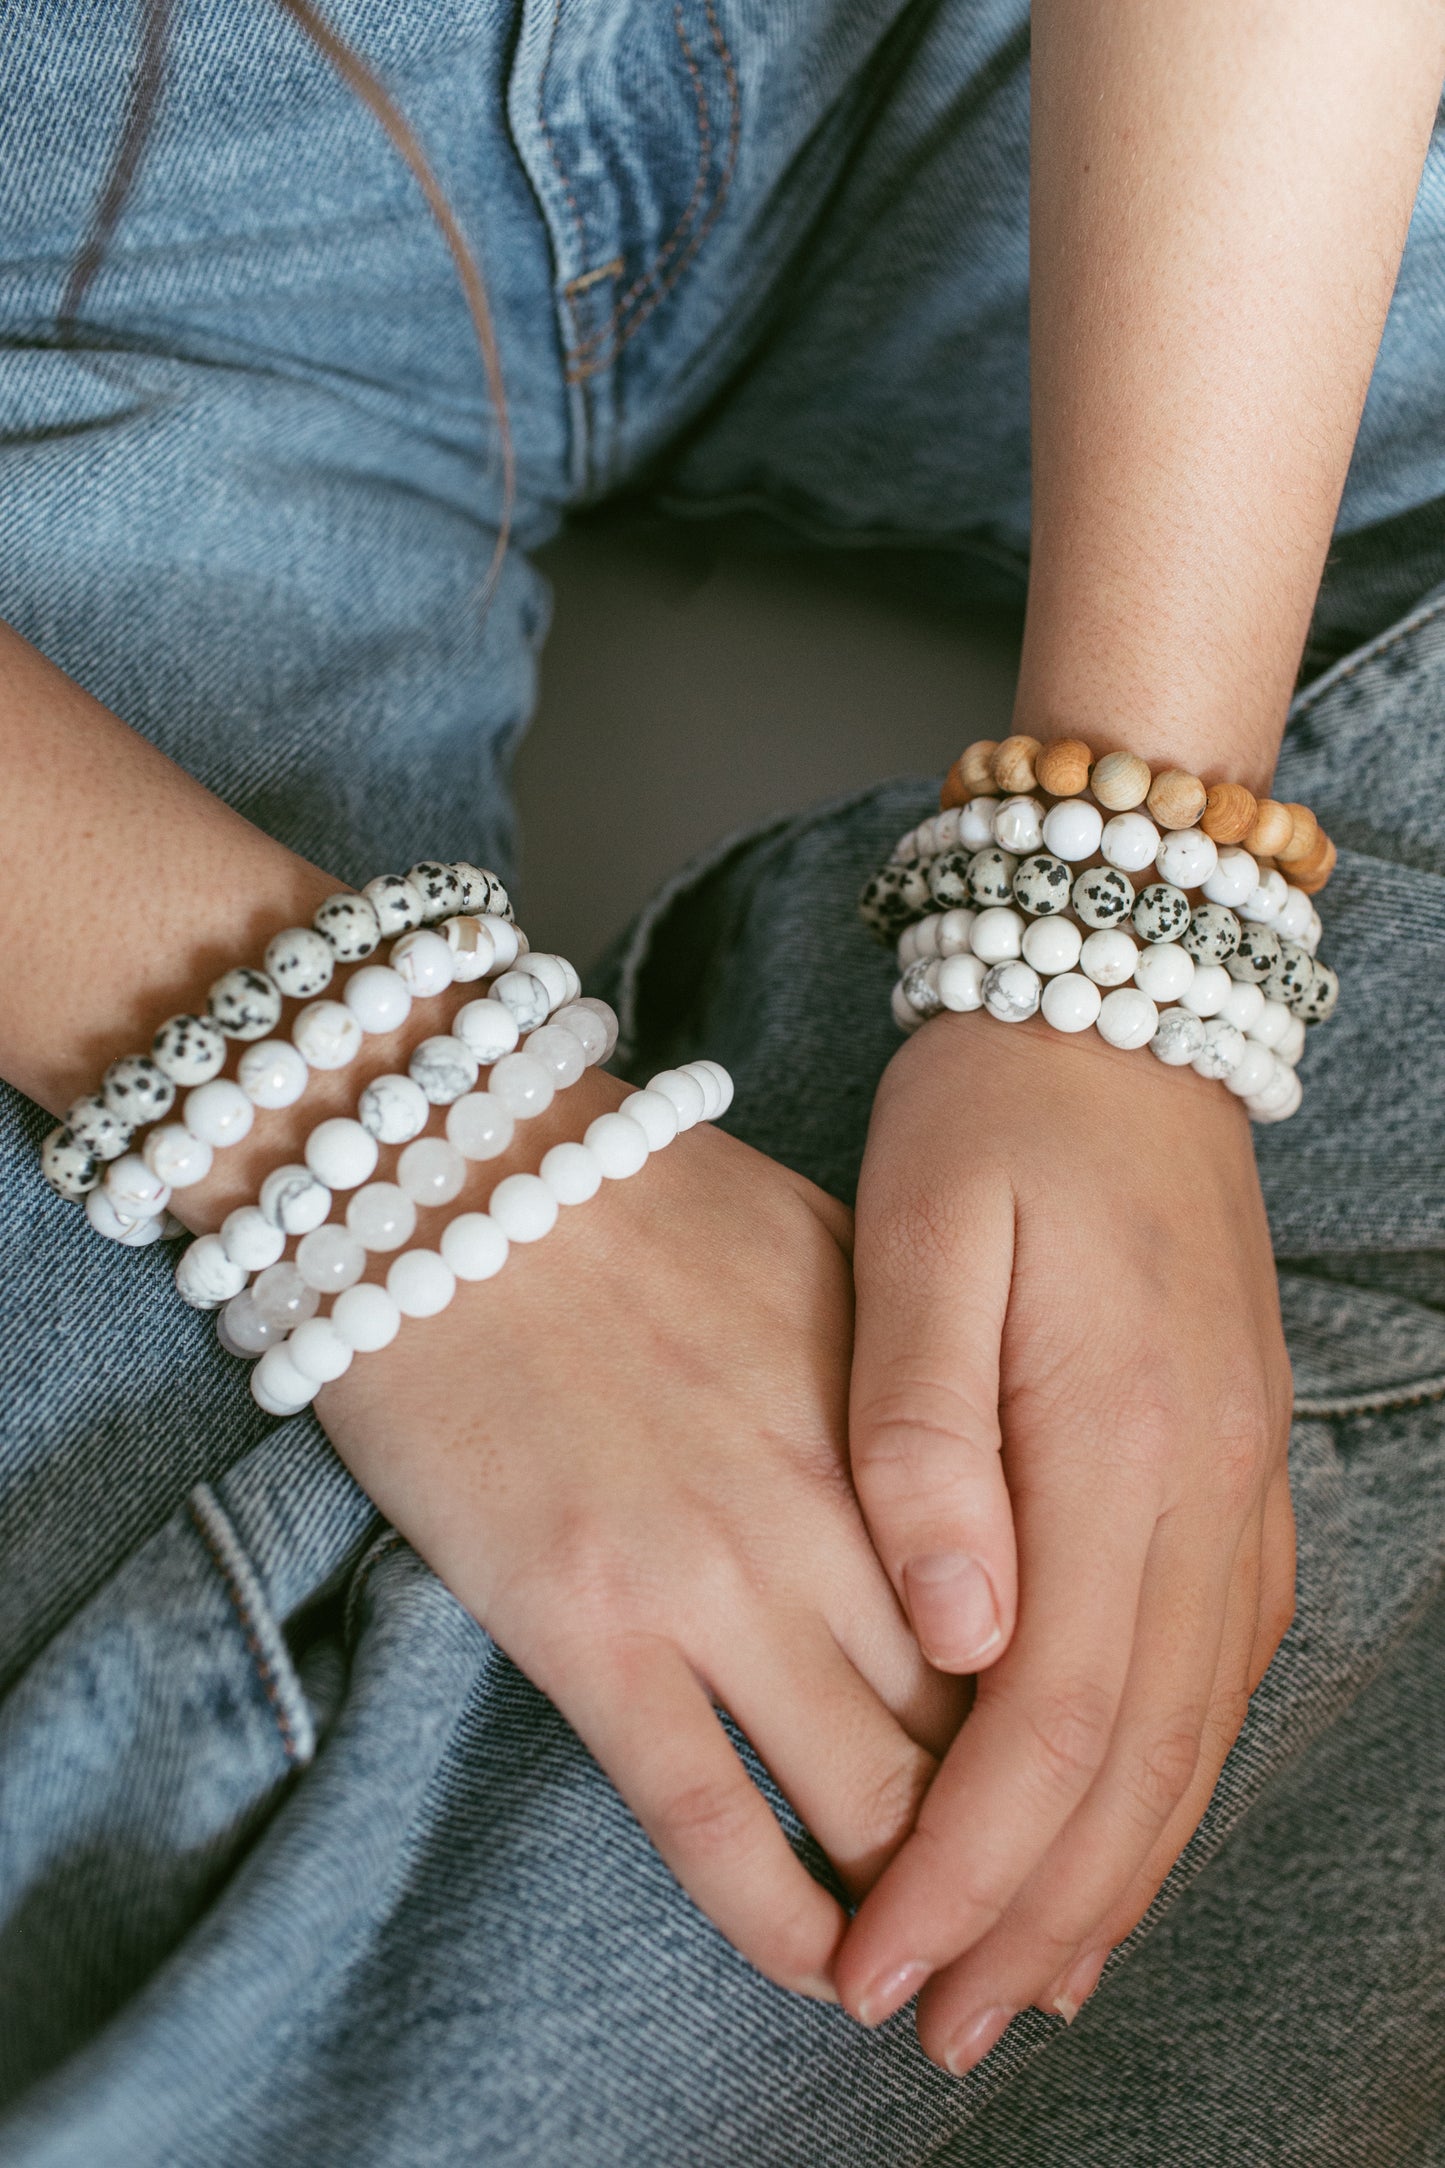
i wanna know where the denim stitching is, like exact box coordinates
[342,1523,408,1649]
[535,0,593,362]
[189,1484,314,1771]
[1293,1375,1445,1419]
[1290,590,1445,719]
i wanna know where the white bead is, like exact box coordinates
[1238,868,1289,926]
[518,954,571,1010]
[1079,929,1139,987]
[389,927,456,998]
[102,1055,175,1126]
[304,1117,379,1190]
[645,1069,708,1129]
[540,1141,604,1206]
[313,893,381,962]
[397,1136,468,1207]
[296,1222,368,1292]
[86,1186,153,1242]
[683,1062,725,1119]
[570,998,620,1062]
[1040,971,1101,1034]
[934,952,987,1011]
[387,1248,457,1318]
[208,967,283,1042]
[585,1110,650,1178]
[361,873,426,937]
[1096,986,1159,1050]
[357,1072,430,1145]
[1180,962,1233,1017]
[549,1001,607,1063]
[445,1091,516,1162]
[258,1163,332,1235]
[151,1012,228,1087]
[409,1034,481,1105]
[220,1204,286,1272]
[452,998,522,1065]
[286,1316,355,1384]
[934,807,964,851]
[238,1038,309,1109]
[1219,979,1266,1034]
[969,905,1026,963]
[292,999,364,1071]
[440,915,496,983]
[896,923,921,968]
[1132,943,1195,1003]
[1100,811,1161,873]
[1300,908,1323,958]
[524,1022,586,1088]
[957,797,1000,848]
[488,1171,560,1244]
[252,1346,320,1414]
[343,964,413,1036]
[621,1087,680,1150]
[1200,846,1259,907]
[1021,916,1083,976]
[105,1153,170,1218]
[331,1281,403,1352]
[183,1078,255,1149]
[1277,1012,1307,1066]
[1244,1052,1296,1113]
[1191,1017,1246,1081]
[476,913,520,971]
[1042,799,1104,862]
[1149,1007,1207,1066]
[492,969,550,1031]
[982,959,1041,1023]
[689,1060,735,1116]
[935,908,977,956]
[218,1290,281,1356]
[992,795,1045,854]
[1225,1039,1277,1098]
[910,914,942,960]
[251,1261,322,1330]
[264,926,335,1000]
[175,1233,247,1310]
[1275,885,1313,942]
[1248,1065,1303,1122]
[440,1211,510,1281]
[143,1122,214,1189]
[1247,998,1293,1050]
[346,1183,417,1255]
[891,981,926,1032]
[488,1051,554,1118]
[1153,828,1218,890]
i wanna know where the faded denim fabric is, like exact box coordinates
[0,3,1443,2161]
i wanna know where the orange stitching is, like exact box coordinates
[564,257,624,295]
[189,1495,305,1770]
[536,0,591,354]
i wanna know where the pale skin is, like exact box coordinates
[3,0,1442,2079]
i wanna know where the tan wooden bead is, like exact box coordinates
[1275,803,1321,866]
[1090,749,1152,811]
[1034,737,1093,796]
[1146,769,1207,829]
[1245,798,1295,857]
[991,734,1041,793]
[1292,831,1336,893]
[939,757,974,810]
[1199,780,1258,845]
[958,739,999,793]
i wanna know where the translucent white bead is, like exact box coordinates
[86,1186,160,1243]
[105,1153,171,1218]
[1275,885,1313,943]
[1040,971,1101,1034]
[251,1261,321,1330]
[1219,979,1266,1034]
[252,1346,320,1414]
[1100,811,1161,873]
[1200,846,1258,907]
[1096,986,1159,1050]
[286,1316,355,1384]
[891,981,926,1032]
[488,1171,560,1244]
[362,873,426,937]
[1180,962,1232,1017]
[992,795,1045,854]
[208,967,283,1042]
[689,1060,734,1116]
[1277,1012,1307,1066]
[476,913,520,971]
[1132,943,1195,1003]
[492,969,551,1031]
[1149,1007,1207,1066]
[102,1054,175,1126]
[488,1051,554,1118]
[1021,916,1082,976]
[440,1212,510,1281]
[1247,998,1293,1050]
[263,926,335,1000]
[218,1289,281,1357]
[645,1069,708,1130]
[969,906,1025,963]
[569,997,619,1062]
[258,1163,332,1235]
[346,1181,417,1253]
[1191,1017,1246,1081]
[175,1233,247,1310]
[519,954,572,1010]
[982,959,1041,1023]
[357,1072,430,1145]
[296,1222,367,1293]
[1154,828,1219,890]
[621,1088,680,1150]
[343,964,413,1036]
[1237,868,1289,925]
[451,998,521,1065]
[389,928,456,998]
[143,1122,214,1189]
[524,1022,587,1088]
[548,1001,606,1064]
[238,1038,309,1109]
[1225,1039,1277,1099]
[292,999,364,1071]
[406,861,465,923]
[935,907,977,956]
[151,1013,227,1087]
[305,1117,378,1190]
[397,1136,467,1207]
[220,1204,286,1272]
[445,1091,516,1162]
[540,1141,604,1206]
[1041,799,1103,862]
[585,1110,650,1178]
[387,1248,457,1318]
[935,952,987,1011]
[409,1034,480,1105]
[183,1078,256,1148]
[1079,929,1139,987]
[331,1281,403,1352]
[313,892,381,962]
[957,797,1000,849]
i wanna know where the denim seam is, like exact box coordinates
[189,1483,315,1772]
[342,1524,408,1650]
[1293,1376,1445,1420]
[1289,588,1445,719]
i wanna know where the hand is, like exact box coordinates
[834,1012,1295,2066]
[319,1072,966,1997]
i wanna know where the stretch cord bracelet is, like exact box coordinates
[245,1060,735,1417]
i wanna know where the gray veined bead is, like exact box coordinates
[900,958,943,1017]
[1012,852,1073,917]
[857,862,932,944]
[1149,1007,1206,1066]
[927,850,974,908]
[1071,864,1135,929]
[1225,924,1282,985]
[965,847,1018,907]
[1132,881,1191,944]
[1181,903,1241,964]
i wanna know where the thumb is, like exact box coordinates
[849,1177,1018,1674]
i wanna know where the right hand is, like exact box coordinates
[319,1076,966,1997]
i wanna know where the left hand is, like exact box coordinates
[832,1009,1296,2069]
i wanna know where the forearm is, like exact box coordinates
[1021,0,1445,783]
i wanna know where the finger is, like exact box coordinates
[1249,1469,1297,1689]
[835,1470,1154,2026]
[823,1528,974,1761]
[850,1167,1017,1673]
[563,1633,847,1997]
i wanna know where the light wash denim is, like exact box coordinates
[1,4,1443,2161]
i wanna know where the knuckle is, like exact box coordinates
[656,1775,758,1862]
[852,1370,999,1485]
[1202,1679,1253,1761]
[1016,1680,1116,1796]
[752,1898,834,1988]
[1127,1715,1205,1823]
[853,1752,934,1858]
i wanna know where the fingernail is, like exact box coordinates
[943,2005,1015,2076]
[856,1961,930,2028]
[799,1975,841,2005]
[903,1554,1002,1669]
[1047,1945,1109,2024]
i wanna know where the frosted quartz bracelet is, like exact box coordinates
[246,1061,734,1416]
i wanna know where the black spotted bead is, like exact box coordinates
[1225,924,1282,985]
[1011,852,1072,917]
[451,862,502,914]
[41,1124,101,1200]
[857,862,931,944]
[362,873,426,937]
[966,848,1018,907]
[1295,958,1339,1023]
[152,1011,228,1086]
[101,1054,176,1124]
[1181,903,1241,964]
[1132,881,1191,944]
[264,926,336,1000]
[1262,938,1313,1008]
[927,850,974,909]
[208,966,283,1041]
[1071,865,1135,929]
[65,1092,132,1163]
[313,893,382,962]
[407,861,465,924]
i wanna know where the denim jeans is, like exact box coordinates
[1,4,1443,2161]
